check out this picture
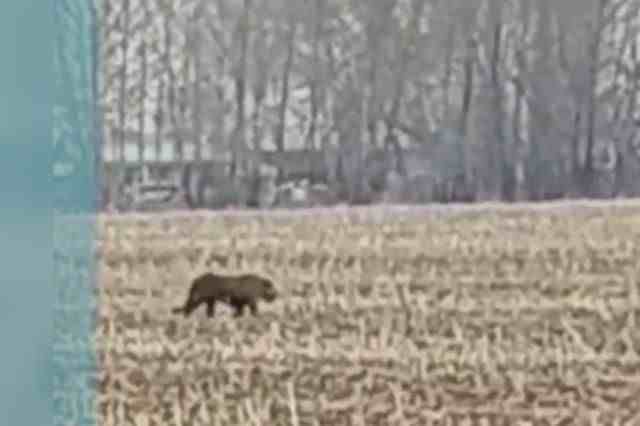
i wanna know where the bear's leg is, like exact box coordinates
[206,298,216,318]
[249,301,258,316]
[231,298,245,317]
[183,297,202,317]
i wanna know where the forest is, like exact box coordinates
[58,0,640,210]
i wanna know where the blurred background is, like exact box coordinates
[56,0,640,212]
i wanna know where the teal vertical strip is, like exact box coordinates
[0,1,56,426]
[0,0,98,425]
[52,0,100,425]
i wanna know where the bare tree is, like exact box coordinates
[117,0,131,164]
[189,4,204,163]
[160,2,181,162]
[95,0,640,209]
[581,0,607,196]
[613,29,640,196]
[230,0,252,179]
[305,0,327,152]
[274,7,297,154]
[136,0,150,167]
[384,0,426,177]
[152,26,165,162]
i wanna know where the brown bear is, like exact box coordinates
[172,272,278,318]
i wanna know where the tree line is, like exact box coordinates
[94,0,640,208]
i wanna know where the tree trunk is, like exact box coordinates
[583,0,605,197]
[526,0,553,201]
[459,38,476,199]
[511,66,524,201]
[615,37,640,196]
[275,14,296,153]
[384,0,425,178]
[153,67,165,162]
[231,0,252,179]
[192,16,203,164]
[305,0,325,151]
[137,6,148,168]
[442,23,455,124]
[117,0,130,164]
[570,108,583,197]
[527,121,543,200]
[488,0,507,200]
[164,14,181,162]
[364,1,395,151]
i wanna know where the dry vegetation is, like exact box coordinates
[89,201,640,425]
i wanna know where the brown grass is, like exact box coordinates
[92,200,640,425]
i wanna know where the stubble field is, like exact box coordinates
[94,201,640,425]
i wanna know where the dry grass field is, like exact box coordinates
[91,201,640,425]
